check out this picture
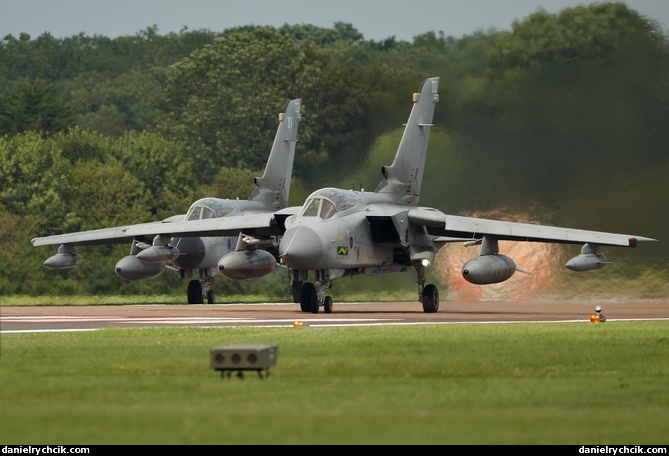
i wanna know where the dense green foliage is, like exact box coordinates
[1,1,667,298]
[1,321,667,444]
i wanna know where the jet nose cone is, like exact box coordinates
[279,226,323,270]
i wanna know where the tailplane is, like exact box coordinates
[249,98,302,209]
[374,77,439,205]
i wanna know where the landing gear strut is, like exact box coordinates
[416,263,439,313]
[187,278,216,304]
[297,271,333,314]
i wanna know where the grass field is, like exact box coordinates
[1,321,668,444]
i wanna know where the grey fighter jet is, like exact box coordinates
[277,77,656,314]
[31,99,302,304]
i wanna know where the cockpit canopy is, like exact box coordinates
[185,198,238,221]
[299,188,362,219]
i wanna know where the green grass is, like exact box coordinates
[0,294,188,306]
[0,290,419,306]
[1,321,668,444]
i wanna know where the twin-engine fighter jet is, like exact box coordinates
[277,77,656,314]
[32,99,302,304]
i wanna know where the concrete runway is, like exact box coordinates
[2,299,668,332]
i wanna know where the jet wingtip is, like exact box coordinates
[629,236,659,247]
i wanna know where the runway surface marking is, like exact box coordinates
[3,315,667,334]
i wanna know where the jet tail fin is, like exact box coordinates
[249,99,302,209]
[374,77,439,205]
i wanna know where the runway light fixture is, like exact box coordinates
[590,306,606,323]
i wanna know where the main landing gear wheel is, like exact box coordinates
[187,280,203,304]
[291,280,303,304]
[207,289,216,304]
[300,282,317,313]
[421,284,439,313]
[323,296,333,314]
